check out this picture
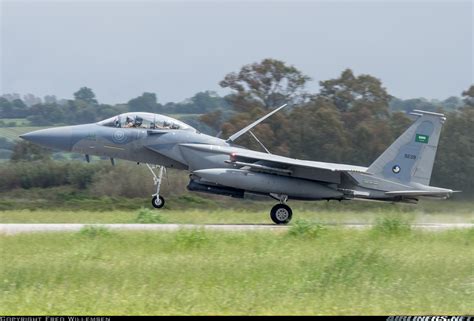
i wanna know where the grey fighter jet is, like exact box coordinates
[21,106,454,224]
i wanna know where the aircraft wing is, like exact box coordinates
[227,147,367,172]
[179,144,368,184]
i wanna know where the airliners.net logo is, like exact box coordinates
[387,317,472,321]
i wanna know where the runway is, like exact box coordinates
[0,223,472,235]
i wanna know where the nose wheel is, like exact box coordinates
[270,203,293,224]
[152,195,165,209]
[147,164,166,209]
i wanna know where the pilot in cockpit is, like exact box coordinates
[125,116,134,128]
[97,113,192,131]
[134,116,144,128]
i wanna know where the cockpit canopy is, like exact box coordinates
[97,112,196,131]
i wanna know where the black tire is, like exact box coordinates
[152,195,165,209]
[270,204,292,224]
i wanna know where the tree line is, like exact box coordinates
[0,89,228,128]
[0,64,464,128]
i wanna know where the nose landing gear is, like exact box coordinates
[147,164,166,209]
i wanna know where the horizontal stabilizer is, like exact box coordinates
[385,190,454,198]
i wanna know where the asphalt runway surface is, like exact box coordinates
[0,223,472,235]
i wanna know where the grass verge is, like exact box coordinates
[0,228,472,315]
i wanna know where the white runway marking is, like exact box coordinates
[0,223,472,235]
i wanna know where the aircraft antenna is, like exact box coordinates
[249,130,271,154]
[226,103,287,143]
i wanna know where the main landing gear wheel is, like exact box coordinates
[270,204,293,225]
[152,195,165,209]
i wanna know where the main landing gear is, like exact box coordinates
[147,164,166,209]
[269,194,292,224]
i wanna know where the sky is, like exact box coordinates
[1,0,472,104]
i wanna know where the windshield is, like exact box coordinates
[97,112,195,131]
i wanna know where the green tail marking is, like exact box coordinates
[415,134,429,144]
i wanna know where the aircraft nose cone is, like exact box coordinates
[20,127,73,151]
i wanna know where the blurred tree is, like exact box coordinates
[10,140,51,162]
[0,98,28,118]
[200,110,224,132]
[164,92,229,114]
[442,96,463,111]
[288,98,348,162]
[191,91,220,113]
[97,104,127,120]
[67,164,100,189]
[73,87,98,104]
[220,58,311,111]
[190,91,223,113]
[12,99,28,118]
[390,97,439,113]
[23,94,42,107]
[319,69,391,118]
[1,93,21,101]
[128,92,159,113]
[73,100,97,123]
[389,111,412,137]
[346,111,394,165]
[317,69,395,165]
[431,106,474,196]
[218,59,309,154]
[0,98,13,118]
[462,85,474,107]
[44,95,57,104]
[0,137,14,150]
[27,103,65,125]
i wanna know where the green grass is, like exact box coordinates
[0,118,31,126]
[0,228,472,315]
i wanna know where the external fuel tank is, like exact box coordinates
[193,168,343,200]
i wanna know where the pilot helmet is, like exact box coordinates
[135,116,143,126]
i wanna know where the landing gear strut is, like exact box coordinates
[269,194,292,224]
[147,164,165,209]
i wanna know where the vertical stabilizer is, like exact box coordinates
[367,110,446,186]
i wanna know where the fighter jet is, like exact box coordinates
[20,106,454,224]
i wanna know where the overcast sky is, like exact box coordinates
[1,0,472,104]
